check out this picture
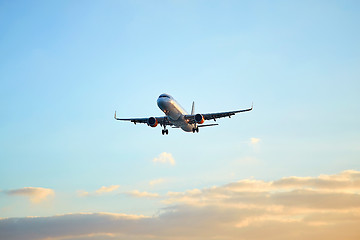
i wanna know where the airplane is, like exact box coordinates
[114,93,253,135]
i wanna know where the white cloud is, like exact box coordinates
[127,190,159,198]
[250,137,261,144]
[6,187,54,203]
[153,152,175,165]
[2,170,360,240]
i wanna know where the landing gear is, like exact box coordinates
[192,127,199,133]
[162,129,169,135]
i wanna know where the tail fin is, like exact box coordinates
[191,101,195,115]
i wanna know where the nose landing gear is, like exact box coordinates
[162,129,169,135]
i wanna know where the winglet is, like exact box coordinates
[251,102,253,110]
[114,111,117,119]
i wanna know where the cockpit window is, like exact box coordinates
[159,94,170,98]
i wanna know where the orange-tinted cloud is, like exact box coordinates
[149,178,165,186]
[95,185,120,194]
[127,190,159,198]
[6,187,54,203]
[78,185,120,197]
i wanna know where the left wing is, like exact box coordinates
[184,104,253,123]
[114,111,172,127]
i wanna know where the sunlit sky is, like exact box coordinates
[1,1,360,239]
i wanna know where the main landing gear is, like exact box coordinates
[192,127,199,133]
[162,129,169,135]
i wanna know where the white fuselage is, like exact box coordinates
[157,94,194,132]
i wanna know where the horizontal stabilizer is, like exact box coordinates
[198,123,219,128]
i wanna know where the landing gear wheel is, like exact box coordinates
[196,127,199,133]
[166,129,169,135]
[162,130,165,135]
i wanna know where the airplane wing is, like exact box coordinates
[184,104,253,123]
[114,111,173,126]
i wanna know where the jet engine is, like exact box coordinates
[194,114,205,124]
[147,117,158,127]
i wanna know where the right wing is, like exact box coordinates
[114,111,172,126]
[202,106,253,121]
[184,104,253,123]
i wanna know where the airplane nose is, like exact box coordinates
[157,97,163,107]
[157,97,167,111]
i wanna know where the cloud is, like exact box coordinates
[78,185,120,197]
[77,190,90,197]
[95,185,120,194]
[2,170,360,240]
[127,190,159,198]
[250,137,260,144]
[0,213,148,240]
[153,152,175,165]
[6,187,54,203]
[273,170,360,191]
[149,178,165,186]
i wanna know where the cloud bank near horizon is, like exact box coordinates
[1,170,360,240]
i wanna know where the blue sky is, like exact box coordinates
[1,1,360,239]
